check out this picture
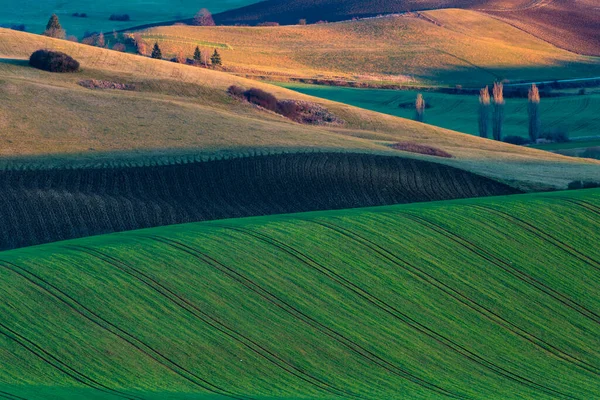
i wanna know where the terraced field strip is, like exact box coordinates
[1,189,599,399]
[140,34,233,50]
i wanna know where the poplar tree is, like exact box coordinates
[492,82,505,141]
[415,93,425,122]
[478,86,490,138]
[528,84,541,142]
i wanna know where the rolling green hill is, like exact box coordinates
[1,189,599,399]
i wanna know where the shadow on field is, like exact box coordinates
[0,152,520,250]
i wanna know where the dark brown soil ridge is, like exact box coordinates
[0,152,520,250]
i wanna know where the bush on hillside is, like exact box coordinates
[29,50,80,73]
[227,85,245,99]
[109,14,130,21]
[541,129,569,143]
[72,13,88,18]
[503,136,531,146]
[243,88,278,111]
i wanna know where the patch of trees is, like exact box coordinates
[568,181,600,190]
[29,50,80,73]
[72,13,88,18]
[109,14,131,21]
[0,23,26,31]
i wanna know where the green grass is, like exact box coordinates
[282,83,600,140]
[0,0,258,38]
[1,189,600,399]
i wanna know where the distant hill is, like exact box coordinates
[212,0,600,56]
[212,0,485,25]
[144,9,599,87]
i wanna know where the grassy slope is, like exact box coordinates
[0,28,599,190]
[1,189,599,399]
[0,0,257,38]
[282,83,600,140]
[141,9,600,87]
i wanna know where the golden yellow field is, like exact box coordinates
[0,28,598,189]
[140,9,600,86]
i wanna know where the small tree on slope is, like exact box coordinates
[43,14,65,39]
[151,42,162,59]
[478,86,490,138]
[492,82,505,141]
[528,84,541,142]
[211,49,222,66]
[193,46,202,63]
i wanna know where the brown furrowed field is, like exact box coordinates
[477,0,600,57]
[1,28,599,191]
[0,152,520,250]
[210,0,600,56]
[140,9,600,87]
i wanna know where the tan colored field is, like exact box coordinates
[0,28,599,189]
[140,9,600,86]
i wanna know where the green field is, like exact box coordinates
[0,189,599,399]
[282,83,600,141]
[0,0,258,38]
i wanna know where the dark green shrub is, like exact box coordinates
[29,50,80,73]
[503,136,531,146]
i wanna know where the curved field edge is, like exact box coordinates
[0,152,519,250]
[1,189,599,399]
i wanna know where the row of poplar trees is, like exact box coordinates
[478,83,541,142]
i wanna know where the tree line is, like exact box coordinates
[413,82,552,145]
